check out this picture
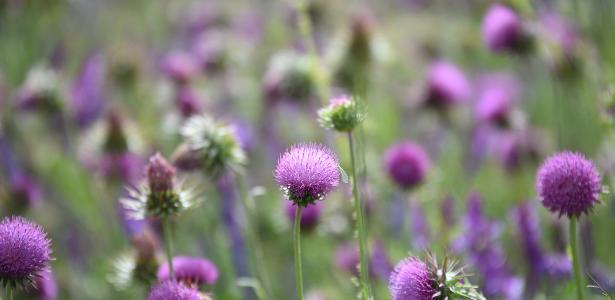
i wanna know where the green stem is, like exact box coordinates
[5,285,12,300]
[295,0,328,104]
[294,205,304,300]
[348,131,372,300]
[163,218,175,280]
[570,218,585,300]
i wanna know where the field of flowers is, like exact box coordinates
[1,0,615,299]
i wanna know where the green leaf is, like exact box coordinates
[339,165,349,184]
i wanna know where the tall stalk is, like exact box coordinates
[5,285,12,300]
[293,205,304,300]
[569,218,584,300]
[348,131,372,300]
[295,0,328,104]
[162,218,175,280]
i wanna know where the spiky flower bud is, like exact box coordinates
[536,151,601,218]
[389,254,486,300]
[121,153,198,220]
[318,95,364,132]
[0,216,52,289]
[274,143,340,207]
[384,142,430,190]
[157,256,219,288]
[180,115,246,178]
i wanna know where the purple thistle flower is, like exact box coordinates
[455,193,524,299]
[146,153,176,195]
[474,73,520,126]
[161,51,199,85]
[157,256,218,287]
[175,86,203,118]
[71,54,106,128]
[482,4,524,53]
[536,151,601,218]
[26,270,58,300]
[148,281,201,300]
[0,216,52,288]
[274,143,340,207]
[285,200,323,231]
[422,60,470,108]
[384,142,430,190]
[388,257,435,300]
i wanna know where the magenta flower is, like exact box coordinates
[0,216,52,288]
[536,151,601,218]
[161,51,199,85]
[384,142,430,190]
[157,256,218,287]
[148,281,201,300]
[423,61,470,107]
[146,153,176,195]
[388,257,435,300]
[26,270,58,300]
[482,4,523,52]
[274,143,340,207]
[474,73,520,126]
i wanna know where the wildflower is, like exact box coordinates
[161,51,199,85]
[318,95,364,132]
[157,256,218,288]
[482,4,531,53]
[263,51,318,103]
[422,61,470,108]
[384,142,430,190]
[71,54,106,128]
[148,281,201,300]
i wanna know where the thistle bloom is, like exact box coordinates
[318,95,364,132]
[274,143,340,207]
[26,270,58,300]
[475,74,520,126]
[0,216,52,288]
[384,142,430,190]
[482,4,524,52]
[423,61,470,108]
[389,257,435,300]
[175,86,203,118]
[157,256,219,287]
[148,281,201,300]
[180,114,247,178]
[285,201,323,231]
[536,151,601,218]
[161,51,199,85]
[121,153,198,220]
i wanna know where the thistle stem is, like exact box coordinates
[293,205,304,300]
[5,285,12,300]
[163,218,175,280]
[295,0,328,104]
[348,131,372,300]
[570,218,584,300]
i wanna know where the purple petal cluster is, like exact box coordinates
[27,270,58,300]
[475,73,520,125]
[384,142,430,190]
[274,143,340,206]
[148,281,201,300]
[157,256,219,286]
[423,60,470,107]
[146,153,177,194]
[482,4,523,52]
[0,216,52,286]
[536,151,601,218]
[161,51,199,85]
[388,256,435,300]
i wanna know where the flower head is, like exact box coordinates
[121,153,199,220]
[423,61,470,108]
[536,151,601,218]
[474,73,520,126]
[161,51,199,85]
[148,281,201,300]
[0,216,52,289]
[180,114,247,178]
[389,257,435,300]
[318,95,364,132]
[482,4,526,53]
[274,143,340,207]
[384,142,430,190]
[157,256,218,287]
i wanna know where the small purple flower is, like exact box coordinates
[148,281,201,300]
[0,216,52,288]
[146,153,176,195]
[274,143,340,207]
[71,54,106,128]
[482,4,523,52]
[388,257,435,300]
[536,151,601,218]
[475,73,520,125]
[161,51,199,85]
[285,200,323,231]
[157,256,218,287]
[384,142,430,190]
[423,60,470,108]
[175,86,202,118]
